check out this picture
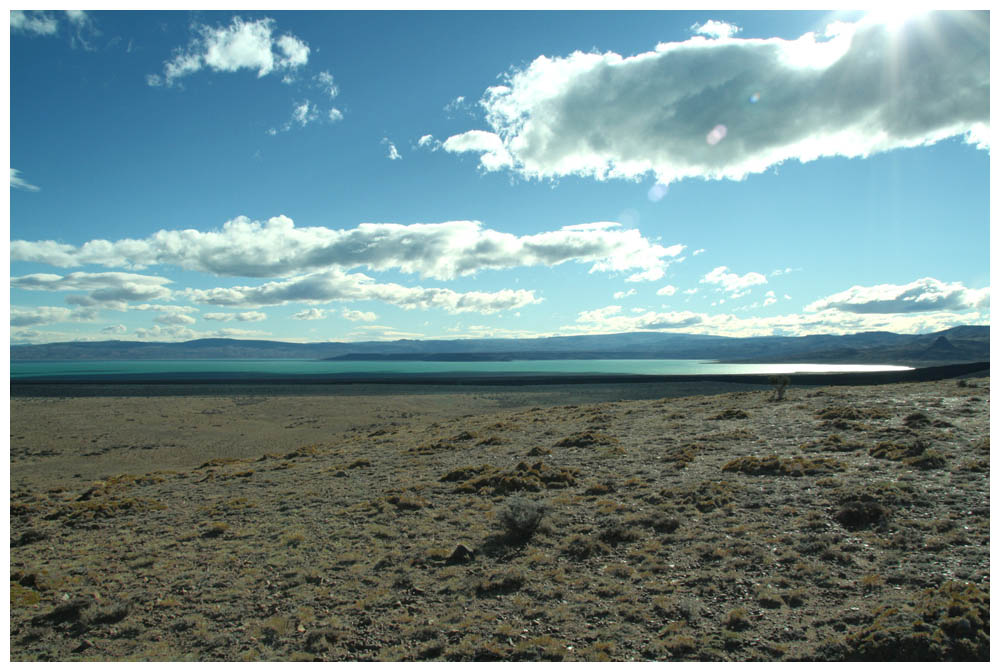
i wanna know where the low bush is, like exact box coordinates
[498,497,546,542]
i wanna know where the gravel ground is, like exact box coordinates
[9,377,990,661]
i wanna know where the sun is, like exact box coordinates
[864,8,930,33]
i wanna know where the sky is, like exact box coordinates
[7,8,992,345]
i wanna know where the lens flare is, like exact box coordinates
[706,124,728,145]
[647,182,669,202]
[749,92,760,103]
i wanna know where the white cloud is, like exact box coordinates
[343,308,378,322]
[64,10,88,26]
[276,34,310,69]
[691,20,741,39]
[184,269,541,315]
[213,327,271,339]
[10,168,40,192]
[382,137,402,160]
[613,289,636,299]
[10,10,97,48]
[292,101,318,127]
[656,285,677,296]
[451,11,988,184]
[269,100,330,133]
[344,325,428,341]
[417,134,441,151]
[12,216,683,283]
[202,311,268,322]
[153,16,310,86]
[568,304,988,339]
[10,306,99,327]
[292,308,326,320]
[805,277,990,314]
[11,271,174,306]
[575,305,703,333]
[692,249,705,256]
[315,71,339,98]
[10,10,59,35]
[64,10,98,50]
[701,266,767,297]
[134,324,199,341]
[155,312,197,326]
[442,130,513,171]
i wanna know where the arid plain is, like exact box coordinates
[9,376,990,661]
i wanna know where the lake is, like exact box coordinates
[9,359,913,380]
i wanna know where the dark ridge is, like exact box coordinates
[11,325,990,365]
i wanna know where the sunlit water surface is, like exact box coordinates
[10,359,913,379]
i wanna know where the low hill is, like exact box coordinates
[10,325,989,367]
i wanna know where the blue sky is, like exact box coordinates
[8,9,991,344]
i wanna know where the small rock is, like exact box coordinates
[72,639,93,653]
[445,544,475,565]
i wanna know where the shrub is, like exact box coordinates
[769,375,791,401]
[713,409,749,420]
[499,497,546,542]
[560,534,608,560]
[834,499,890,531]
[870,440,946,469]
[722,454,845,477]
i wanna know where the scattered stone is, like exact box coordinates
[445,544,476,565]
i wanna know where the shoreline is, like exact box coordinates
[9,361,989,397]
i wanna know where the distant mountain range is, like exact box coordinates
[10,325,989,367]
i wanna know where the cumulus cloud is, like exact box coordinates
[11,216,683,283]
[184,269,541,315]
[575,305,703,333]
[10,10,59,35]
[568,303,987,339]
[292,308,326,320]
[613,289,636,299]
[701,266,767,297]
[805,277,989,314]
[450,11,988,185]
[442,130,513,171]
[11,271,174,306]
[10,306,99,327]
[343,308,378,322]
[417,134,441,151]
[691,20,741,39]
[202,311,268,322]
[656,285,677,296]
[10,168,40,191]
[151,16,310,86]
[134,324,199,341]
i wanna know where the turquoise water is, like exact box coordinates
[10,359,913,379]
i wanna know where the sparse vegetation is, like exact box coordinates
[9,376,988,661]
[769,375,791,401]
[498,496,546,542]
